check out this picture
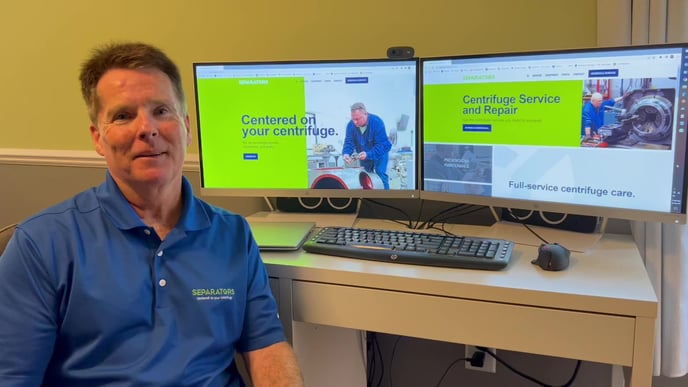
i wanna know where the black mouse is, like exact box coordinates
[531,243,570,271]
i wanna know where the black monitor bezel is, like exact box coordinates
[419,43,688,224]
[192,57,421,200]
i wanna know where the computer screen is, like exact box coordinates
[421,43,688,224]
[193,58,419,199]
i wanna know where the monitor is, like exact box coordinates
[421,43,688,224]
[193,58,419,199]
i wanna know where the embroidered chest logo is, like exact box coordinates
[192,288,235,301]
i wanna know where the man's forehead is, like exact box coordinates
[96,69,177,106]
[98,68,171,90]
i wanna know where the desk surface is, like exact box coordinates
[261,218,657,387]
[262,218,657,319]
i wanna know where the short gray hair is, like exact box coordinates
[350,102,367,112]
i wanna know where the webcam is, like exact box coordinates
[387,46,415,59]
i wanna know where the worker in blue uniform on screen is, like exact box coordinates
[342,102,392,189]
[581,91,628,138]
[0,42,303,387]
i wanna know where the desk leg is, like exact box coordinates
[611,365,625,387]
[276,278,294,344]
[292,322,367,387]
[629,316,655,387]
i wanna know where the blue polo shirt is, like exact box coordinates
[0,172,285,386]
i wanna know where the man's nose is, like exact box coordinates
[136,111,159,139]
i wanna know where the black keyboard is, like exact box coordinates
[302,226,513,271]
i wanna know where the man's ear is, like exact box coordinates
[90,125,105,156]
[185,114,192,147]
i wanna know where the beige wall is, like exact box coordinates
[0,163,268,226]
[0,0,597,152]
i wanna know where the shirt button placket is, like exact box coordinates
[156,249,166,308]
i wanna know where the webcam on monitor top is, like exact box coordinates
[387,46,415,59]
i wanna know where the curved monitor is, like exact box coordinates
[421,43,688,224]
[193,58,419,199]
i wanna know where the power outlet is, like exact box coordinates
[465,345,496,373]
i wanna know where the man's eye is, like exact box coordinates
[155,106,171,116]
[112,112,131,122]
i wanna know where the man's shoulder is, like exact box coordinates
[368,113,386,128]
[368,113,384,121]
[19,187,100,230]
[192,197,249,227]
[582,102,595,112]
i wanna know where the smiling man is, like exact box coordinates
[0,42,303,387]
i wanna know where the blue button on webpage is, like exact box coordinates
[588,69,619,77]
[243,153,258,160]
[345,77,369,84]
[463,124,492,132]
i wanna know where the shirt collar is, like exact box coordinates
[96,171,211,232]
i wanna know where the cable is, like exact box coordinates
[366,333,373,386]
[416,203,468,230]
[416,203,472,230]
[374,334,383,387]
[362,199,414,229]
[412,199,427,230]
[365,333,384,387]
[367,333,382,387]
[428,205,490,229]
[427,224,454,236]
[424,205,489,231]
[505,208,550,244]
[434,356,471,387]
[367,335,374,387]
[476,346,582,387]
[519,222,549,244]
[388,336,403,387]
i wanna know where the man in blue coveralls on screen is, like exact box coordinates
[581,91,628,138]
[342,102,392,189]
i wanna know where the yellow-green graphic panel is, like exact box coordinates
[197,77,307,188]
[424,81,582,146]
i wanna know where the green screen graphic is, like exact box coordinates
[423,80,582,146]
[197,77,307,188]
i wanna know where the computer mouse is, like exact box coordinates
[531,243,570,271]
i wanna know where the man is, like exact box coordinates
[581,91,627,138]
[342,102,392,189]
[0,42,303,386]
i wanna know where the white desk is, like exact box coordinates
[262,219,657,387]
